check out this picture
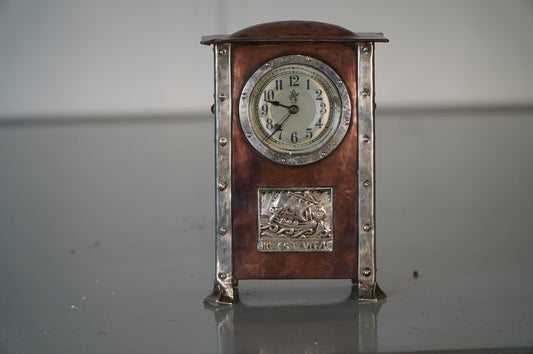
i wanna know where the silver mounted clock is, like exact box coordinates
[201,21,388,305]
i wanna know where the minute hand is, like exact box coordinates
[261,110,293,143]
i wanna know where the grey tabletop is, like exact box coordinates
[1,108,532,353]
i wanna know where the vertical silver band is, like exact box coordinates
[205,43,235,305]
[357,42,386,301]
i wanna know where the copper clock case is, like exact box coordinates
[201,21,388,305]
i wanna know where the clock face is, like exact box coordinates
[239,55,351,165]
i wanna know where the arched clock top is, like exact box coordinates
[201,21,388,44]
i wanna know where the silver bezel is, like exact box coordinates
[239,55,351,166]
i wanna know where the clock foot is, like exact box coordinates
[355,281,387,302]
[204,275,239,306]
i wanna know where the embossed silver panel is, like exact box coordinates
[257,187,333,252]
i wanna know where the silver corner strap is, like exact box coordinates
[204,43,236,306]
[357,42,386,302]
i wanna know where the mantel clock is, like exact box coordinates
[201,21,388,304]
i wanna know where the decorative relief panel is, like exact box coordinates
[257,187,333,252]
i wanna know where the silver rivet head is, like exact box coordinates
[361,90,369,97]
[219,138,227,146]
[321,152,326,157]
[362,135,370,143]
[218,182,227,191]
[218,49,227,56]
[363,180,371,188]
[281,158,286,163]
[362,268,372,277]
[241,92,247,100]
[363,224,372,232]
[246,132,252,138]
[218,272,226,279]
[218,94,226,102]
[219,227,227,236]
[362,45,370,53]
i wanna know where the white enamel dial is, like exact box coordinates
[239,55,351,166]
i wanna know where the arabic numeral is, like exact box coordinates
[261,104,268,115]
[290,75,299,87]
[263,89,274,101]
[275,79,283,90]
[277,129,283,140]
[315,117,323,128]
[305,128,313,139]
[266,118,273,130]
[315,89,323,100]
[290,131,298,143]
[320,102,327,114]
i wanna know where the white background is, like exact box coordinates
[0,0,532,118]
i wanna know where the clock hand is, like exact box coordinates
[261,110,293,143]
[265,100,292,110]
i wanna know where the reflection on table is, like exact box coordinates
[206,286,384,354]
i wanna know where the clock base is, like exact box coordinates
[204,280,387,306]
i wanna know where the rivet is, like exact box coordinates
[306,57,312,62]
[218,272,226,279]
[218,93,226,102]
[219,227,227,236]
[241,92,247,100]
[363,224,372,232]
[219,137,227,146]
[362,268,372,277]
[281,158,286,163]
[362,45,370,53]
[218,182,227,191]
[246,132,252,138]
[321,152,326,157]
[218,49,227,56]
[361,90,369,97]
[362,135,370,143]
[265,62,271,67]
[363,180,371,188]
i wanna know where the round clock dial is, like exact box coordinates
[239,55,351,166]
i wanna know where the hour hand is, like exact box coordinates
[265,100,291,110]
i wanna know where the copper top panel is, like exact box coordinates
[201,21,388,44]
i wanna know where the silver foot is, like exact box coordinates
[204,274,238,306]
[357,281,386,302]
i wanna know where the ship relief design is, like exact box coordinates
[257,187,333,252]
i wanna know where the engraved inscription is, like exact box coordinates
[258,187,333,252]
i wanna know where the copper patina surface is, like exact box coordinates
[229,21,360,280]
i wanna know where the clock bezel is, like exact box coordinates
[238,55,351,166]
